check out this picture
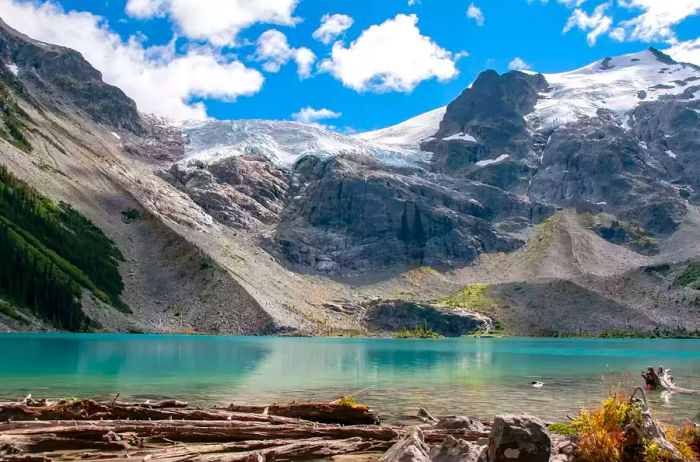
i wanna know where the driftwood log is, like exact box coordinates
[627,387,689,462]
[642,366,700,394]
[0,398,489,461]
[227,401,381,425]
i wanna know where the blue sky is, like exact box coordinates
[2,0,700,131]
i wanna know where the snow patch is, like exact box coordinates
[529,50,700,130]
[110,131,121,140]
[355,106,445,148]
[666,150,677,159]
[5,63,18,76]
[443,132,477,142]
[475,154,509,167]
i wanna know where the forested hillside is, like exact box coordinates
[0,164,126,330]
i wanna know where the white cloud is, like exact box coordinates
[666,37,700,65]
[291,106,342,127]
[312,13,354,45]
[254,29,316,78]
[125,0,300,46]
[563,3,612,45]
[294,47,316,78]
[540,0,700,44]
[1,0,263,120]
[508,57,531,70]
[319,14,458,93]
[609,26,626,41]
[467,3,485,26]
[616,0,700,42]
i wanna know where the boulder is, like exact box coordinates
[488,414,551,462]
[436,416,486,432]
[429,435,486,462]
[381,427,430,462]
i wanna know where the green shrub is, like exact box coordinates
[548,422,577,437]
[121,208,141,223]
[674,262,700,289]
[395,326,442,339]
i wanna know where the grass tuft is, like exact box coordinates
[435,283,501,310]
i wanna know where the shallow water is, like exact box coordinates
[1,334,699,423]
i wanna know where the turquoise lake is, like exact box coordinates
[1,335,699,423]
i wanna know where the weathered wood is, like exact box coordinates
[0,398,486,462]
[0,401,307,424]
[226,401,380,425]
[0,399,380,426]
[642,366,700,395]
[2,421,400,443]
[0,433,130,453]
[627,387,689,462]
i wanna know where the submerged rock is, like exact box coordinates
[488,414,551,462]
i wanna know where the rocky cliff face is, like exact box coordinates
[270,154,551,273]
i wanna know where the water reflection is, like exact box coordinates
[0,335,699,423]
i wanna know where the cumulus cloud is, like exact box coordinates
[508,57,531,70]
[467,3,485,26]
[312,14,354,45]
[616,0,700,42]
[254,29,316,78]
[319,14,458,93]
[125,0,300,46]
[541,0,700,44]
[563,3,612,45]
[1,0,263,120]
[666,37,700,65]
[291,106,342,128]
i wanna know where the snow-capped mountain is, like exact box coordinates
[175,48,698,173]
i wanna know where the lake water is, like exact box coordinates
[1,334,699,424]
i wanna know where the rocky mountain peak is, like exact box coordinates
[0,16,145,134]
[435,70,548,141]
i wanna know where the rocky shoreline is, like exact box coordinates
[1,385,697,462]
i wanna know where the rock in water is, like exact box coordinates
[488,414,551,462]
[381,427,430,462]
